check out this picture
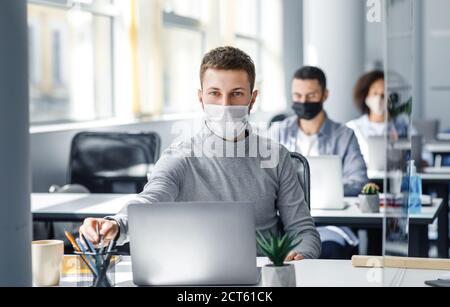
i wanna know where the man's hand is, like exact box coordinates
[79,218,119,247]
[285,251,305,262]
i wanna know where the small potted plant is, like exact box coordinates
[256,231,300,287]
[359,183,381,213]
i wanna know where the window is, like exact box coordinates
[160,0,265,114]
[234,0,262,110]
[51,27,64,86]
[162,0,206,114]
[235,0,259,38]
[28,0,284,123]
[164,0,206,20]
[162,27,204,113]
[234,0,261,65]
[28,18,41,85]
[28,0,116,124]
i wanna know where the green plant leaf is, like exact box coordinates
[256,231,303,266]
[278,233,288,249]
[256,230,271,247]
[259,245,274,258]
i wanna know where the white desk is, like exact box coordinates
[438,133,450,141]
[423,167,450,174]
[368,170,450,181]
[32,193,443,258]
[32,193,136,221]
[425,142,450,154]
[313,198,444,258]
[31,193,442,225]
[368,170,450,258]
[312,197,442,226]
[60,256,450,287]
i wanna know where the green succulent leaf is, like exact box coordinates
[256,231,302,267]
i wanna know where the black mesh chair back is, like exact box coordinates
[268,113,289,128]
[68,132,161,193]
[290,152,311,210]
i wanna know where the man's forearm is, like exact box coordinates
[295,232,322,259]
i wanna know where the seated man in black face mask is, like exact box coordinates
[269,66,368,259]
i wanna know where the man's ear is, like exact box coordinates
[249,90,258,112]
[198,89,204,109]
[322,89,329,102]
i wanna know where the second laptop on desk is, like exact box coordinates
[308,156,346,210]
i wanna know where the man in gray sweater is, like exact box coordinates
[79,46,321,260]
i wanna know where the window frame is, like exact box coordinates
[28,0,118,17]
[161,7,206,114]
[28,16,42,86]
[28,0,272,128]
[28,0,118,126]
[235,0,263,112]
[160,0,264,115]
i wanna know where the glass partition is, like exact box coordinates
[383,0,416,260]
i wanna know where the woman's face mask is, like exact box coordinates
[203,103,250,140]
[365,95,385,116]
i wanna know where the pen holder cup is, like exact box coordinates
[74,251,118,287]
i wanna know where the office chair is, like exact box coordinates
[290,152,311,210]
[290,153,360,259]
[275,152,311,241]
[268,113,289,128]
[68,131,161,194]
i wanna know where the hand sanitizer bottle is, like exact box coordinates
[408,160,422,214]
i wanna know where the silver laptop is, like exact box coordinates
[128,202,258,286]
[307,156,346,210]
[367,135,423,171]
[367,136,387,171]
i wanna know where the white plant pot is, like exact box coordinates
[359,194,380,213]
[261,264,296,287]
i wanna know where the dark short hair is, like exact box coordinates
[200,46,256,91]
[353,70,385,114]
[293,66,327,92]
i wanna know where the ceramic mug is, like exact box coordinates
[32,240,64,287]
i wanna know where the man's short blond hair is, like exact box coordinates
[200,46,256,91]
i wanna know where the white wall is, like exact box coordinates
[365,10,384,70]
[303,0,364,124]
[424,0,450,130]
[381,0,450,130]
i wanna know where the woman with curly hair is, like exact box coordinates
[347,71,385,163]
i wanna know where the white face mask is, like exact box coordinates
[365,95,385,116]
[203,103,250,140]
